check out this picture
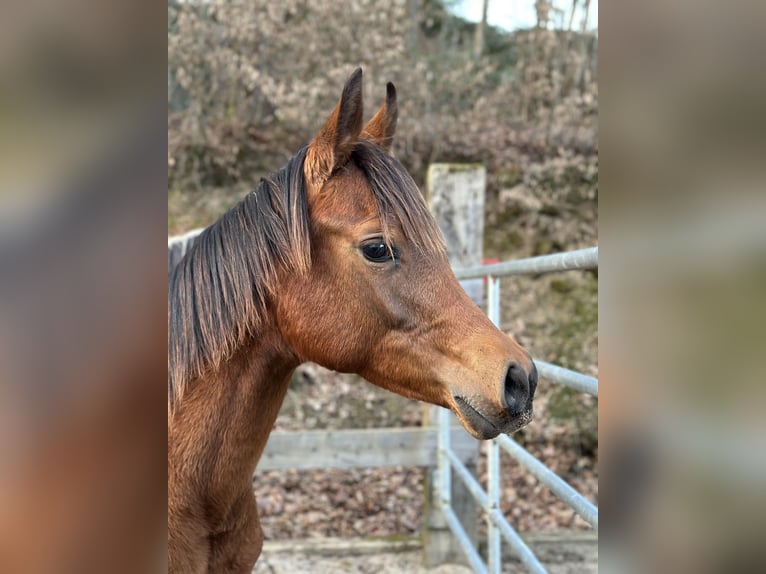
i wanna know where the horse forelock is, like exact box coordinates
[352,140,445,256]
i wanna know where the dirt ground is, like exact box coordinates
[254,550,473,574]
[252,533,598,574]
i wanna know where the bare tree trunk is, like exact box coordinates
[473,0,490,59]
[535,0,549,29]
[581,0,591,33]
[568,0,578,31]
[576,0,593,92]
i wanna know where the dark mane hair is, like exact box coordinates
[168,140,444,409]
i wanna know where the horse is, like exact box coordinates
[167,68,538,573]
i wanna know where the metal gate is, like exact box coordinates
[438,247,599,573]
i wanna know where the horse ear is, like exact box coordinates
[306,68,364,190]
[362,82,397,153]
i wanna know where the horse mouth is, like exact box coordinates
[453,396,533,440]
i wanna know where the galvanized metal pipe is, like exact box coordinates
[488,275,501,326]
[487,441,502,574]
[534,360,599,396]
[454,247,598,280]
[488,508,548,574]
[486,276,502,574]
[440,503,490,574]
[446,450,488,508]
[167,226,204,247]
[438,408,451,507]
[495,435,598,528]
[446,449,548,573]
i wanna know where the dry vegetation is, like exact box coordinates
[168,0,597,539]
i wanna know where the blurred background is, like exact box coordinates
[168,0,598,237]
[600,1,766,571]
[169,0,599,558]
[0,0,165,571]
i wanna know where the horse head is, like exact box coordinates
[275,68,537,439]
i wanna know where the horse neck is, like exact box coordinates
[169,325,298,506]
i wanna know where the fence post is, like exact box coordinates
[422,407,480,566]
[426,163,487,306]
[423,163,485,566]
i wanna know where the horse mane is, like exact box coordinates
[168,140,444,410]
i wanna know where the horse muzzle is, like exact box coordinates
[451,361,538,440]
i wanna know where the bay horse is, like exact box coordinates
[168,68,537,573]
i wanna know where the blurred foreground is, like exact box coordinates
[601,0,766,571]
[0,0,166,572]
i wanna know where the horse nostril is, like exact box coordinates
[529,362,538,397]
[503,362,530,417]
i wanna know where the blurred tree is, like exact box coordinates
[473,0,489,59]
[581,0,591,32]
[168,0,598,234]
[567,0,578,31]
[535,0,551,29]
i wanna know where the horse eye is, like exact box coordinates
[361,241,397,263]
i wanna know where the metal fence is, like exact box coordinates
[438,246,599,574]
